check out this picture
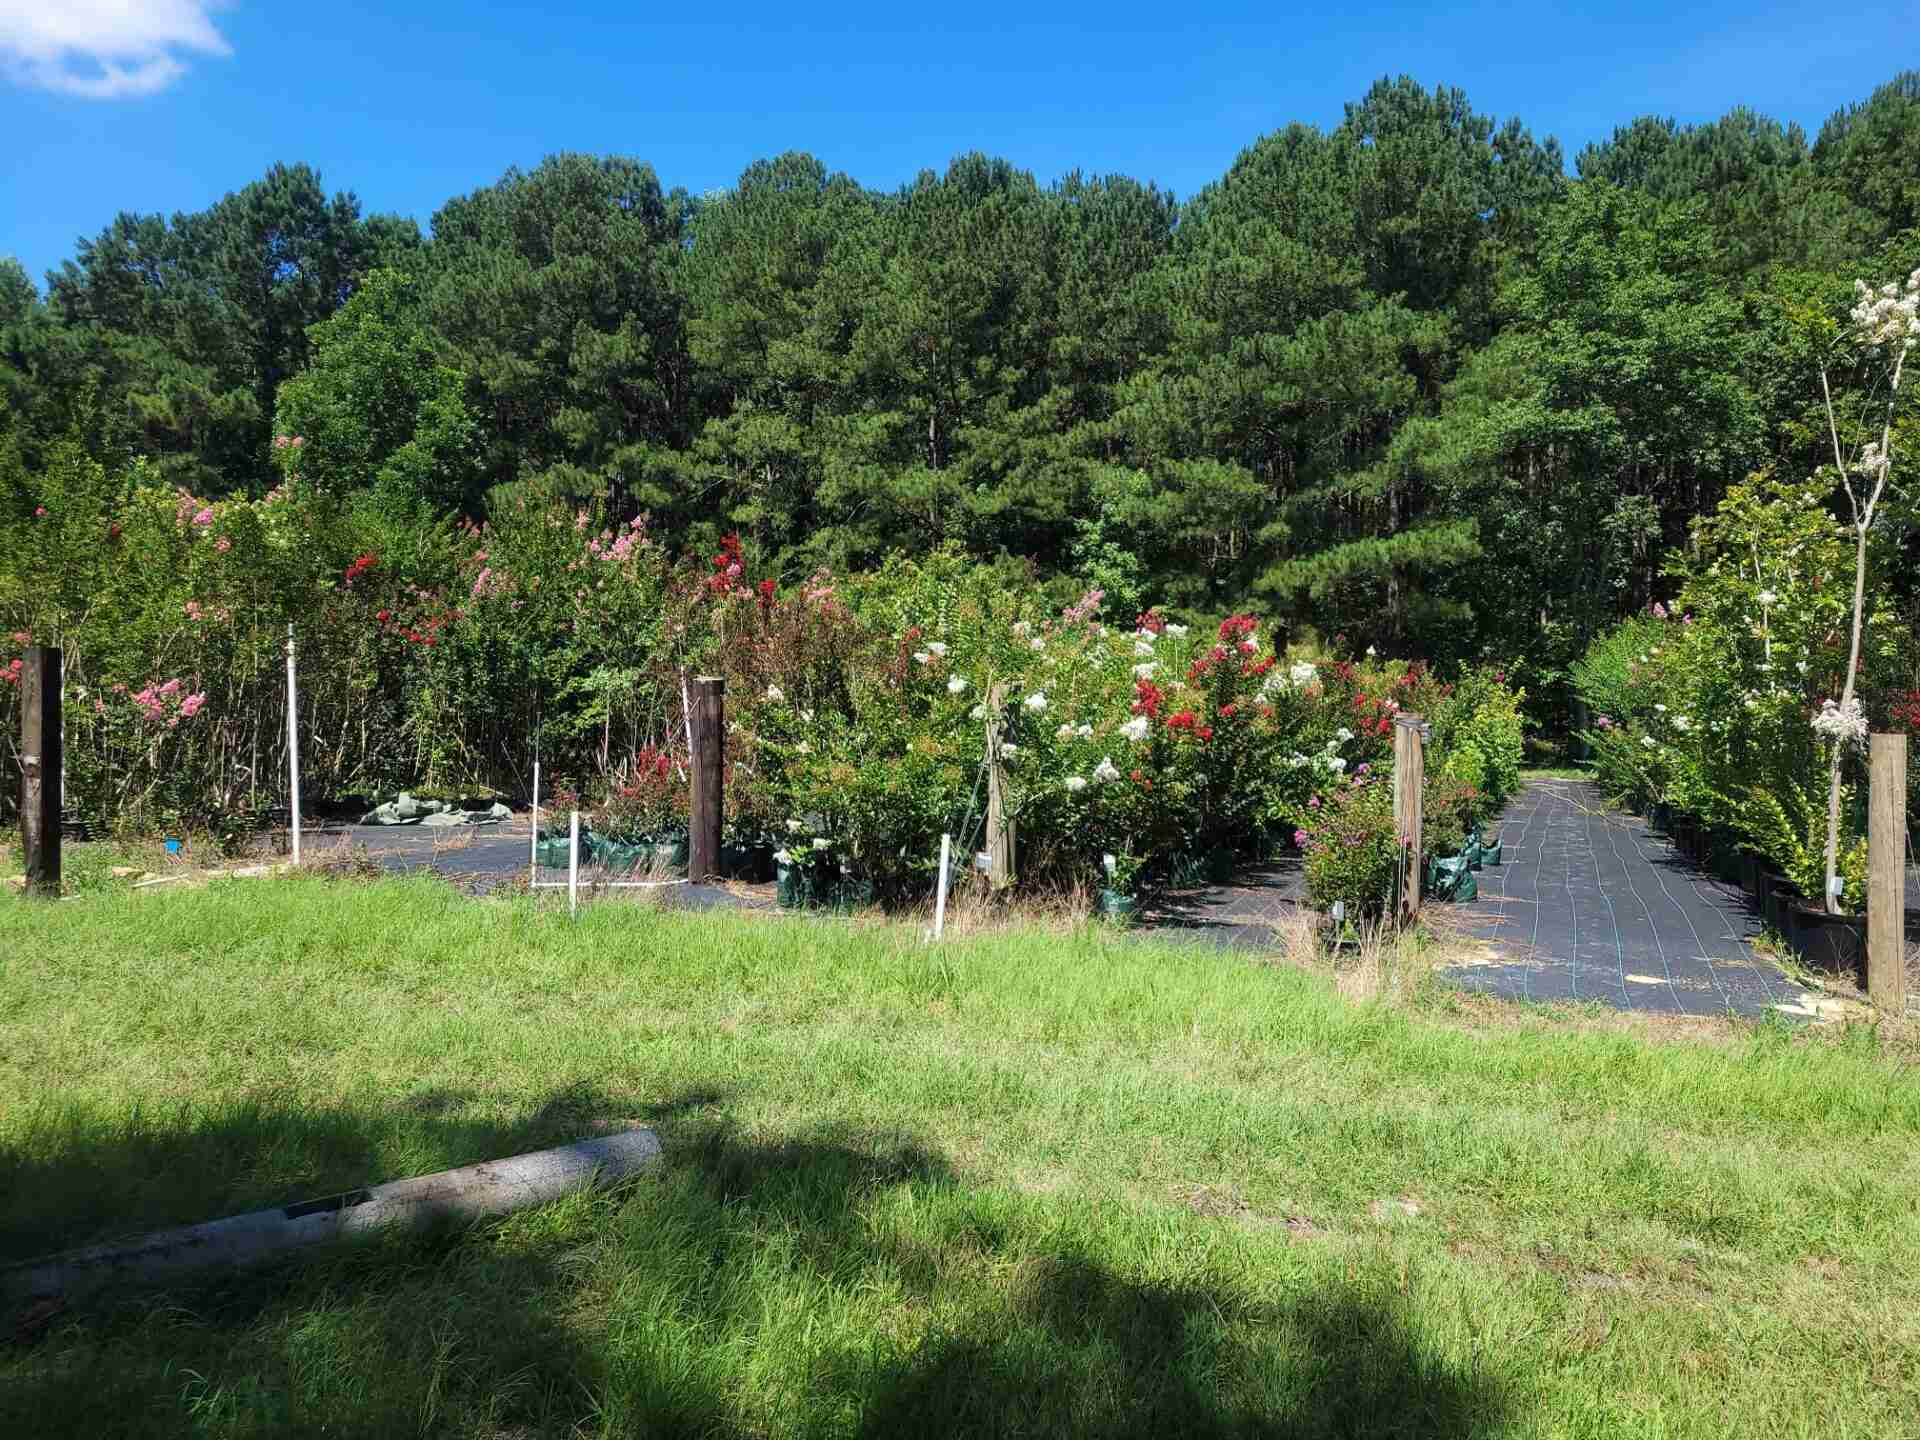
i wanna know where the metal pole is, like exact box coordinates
[568,809,580,918]
[285,624,301,865]
[933,833,952,940]
[529,759,540,886]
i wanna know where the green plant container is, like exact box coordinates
[1479,840,1503,867]
[775,863,810,909]
[651,832,690,871]
[532,835,573,868]
[590,837,651,873]
[1427,855,1477,902]
[1463,839,1486,871]
[1097,889,1139,926]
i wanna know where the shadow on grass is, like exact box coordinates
[4,1094,1506,1438]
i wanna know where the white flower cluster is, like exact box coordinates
[1024,692,1048,712]
[1093,756,1122,783]
[1119,715,1150,743]
[1062,775,1088,793]
[1811,696,1868,747]
[1055,721,1094,739]
[948,674,968,694]
[1849,272,1920,352]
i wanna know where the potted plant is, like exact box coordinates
[1098,852,1144,925]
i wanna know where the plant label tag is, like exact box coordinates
[1827,875,1845,897]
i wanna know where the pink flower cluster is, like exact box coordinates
[272,434,306,450]
[130,678,207,728]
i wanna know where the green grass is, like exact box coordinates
[3,875,1918,1437]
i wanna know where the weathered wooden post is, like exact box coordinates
[1392,712,1426,927]
[1867,732,1907,1014]
[688,676,724,881]
[20,646,61,897]
[986,682,1014,891]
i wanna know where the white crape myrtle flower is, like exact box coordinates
[927,641,948,656]
[1011,621,1030,637]
[1290,662,1317,686]
[969,703,986,721]
[786,818,805,833]
[812,837,830,851]
[1365,645,1377,657]
[800,709,814,721]
[1795,660,1809,675]
[1164,623,1188,637]
[1335,726,1354,742]
[764,684,784,702]
[773,849,793,865]
[1030,638,1046,652]
[1063,775,1088,793]
[1134,627,1156,643]
[1000,743,1019,757]
[1329,757,1348,773]
[1075,723,1093,738]
[1673,716,1692,732]
[1132,662,1157,679]
[1057,722,1076,739]
[1119,715,1150,743]
[1134,640,1156,657]
[1653,704,1666,713]
[796,741,813,754]
[1849,271,1920,352]
[1812,696,1869,747]
[913,651,931,665]
[1024,692,1048,712]
[1641,736,1657,748]
[1093,756,1122,783]
[948,675,969,694]
[1756,590,1777,608]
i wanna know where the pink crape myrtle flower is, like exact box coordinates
[192,508,214,527]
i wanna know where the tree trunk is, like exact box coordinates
[1822,521,1873,914]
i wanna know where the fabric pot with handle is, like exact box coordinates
[1788,907,1866,983]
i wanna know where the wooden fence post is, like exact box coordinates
[1392,712,1426,927]
[20,646,62,897]
[986,682,1014,891]
[1867,732,1907,1015]
[688,676,724,881]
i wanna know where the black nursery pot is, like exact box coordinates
[1764,884,1800,936]
[1789,907,1867,983]
[1650,802,1673,833]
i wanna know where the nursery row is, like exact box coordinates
[1,455,1527,906]
[1572,472,1919,972]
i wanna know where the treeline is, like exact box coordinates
[4,73,1920,723]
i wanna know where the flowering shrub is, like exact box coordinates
[1571,474,1905,906]
[2,451,1529,895]
[1299,776,1400,917]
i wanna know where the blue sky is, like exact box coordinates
[1,0,1913,288]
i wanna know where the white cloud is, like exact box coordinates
[0,1,231,99]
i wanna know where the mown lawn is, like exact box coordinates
[2,873,1917,1437]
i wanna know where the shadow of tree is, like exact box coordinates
[3,1096,1506,1438]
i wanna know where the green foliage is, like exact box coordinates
[1300,777,1400,917]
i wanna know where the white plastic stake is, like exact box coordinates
[568,810,580,918]
[285,624,302,865]
[933,833,952,940]
[529,760,540,885]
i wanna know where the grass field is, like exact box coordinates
[3,871,1918,1437]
